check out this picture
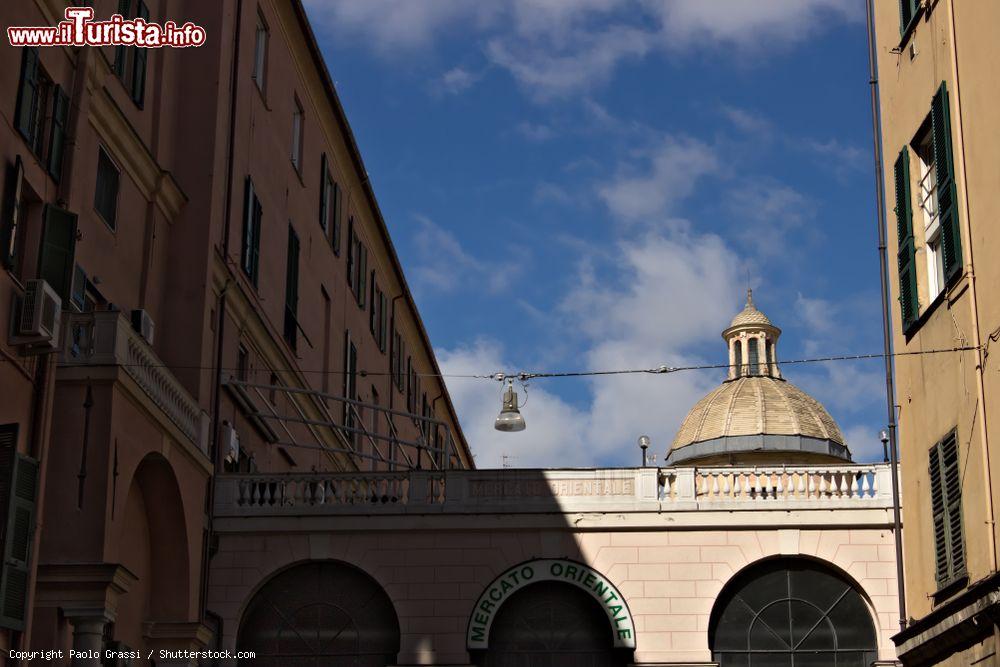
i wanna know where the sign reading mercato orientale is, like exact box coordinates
[466,558,636,649]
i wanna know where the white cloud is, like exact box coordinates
[409,216,518,294]
[843,424,886,463]
[724,182,812,257]
[439,66,481,94]
[440,229,742,468]
[516,121,556,142]
[599,136,717,222]
[306,0,861,100]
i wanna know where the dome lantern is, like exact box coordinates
[666,290,851,466]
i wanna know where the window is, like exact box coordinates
[346,218,367,308]
[252,10,268,94]
[747,338,759,375]
[0,423,41,632]
[899,0,920,37]
[407,358,419,414]
[319,153,342,253]
[237,345,249,382]
[38,205,79,303]
[369,276,387,352]
[241,177,262,287]
[94,147,120,229]
[113,0,149,106]
[343,331,358,436]
[1,157,26,277]
[47,86,69,181]
[291,97,304,171]
[14,48,50,158]
[930,430,965,589]
[734,341,743,378]
[391,329,405,392]
[895,82,961,333]
[283,225,300,350]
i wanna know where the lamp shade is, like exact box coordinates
[494,381,526,432]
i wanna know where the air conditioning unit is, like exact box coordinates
[9,279,61,350]
[130,309,155,345]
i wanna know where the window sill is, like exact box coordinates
[932,573,968,605]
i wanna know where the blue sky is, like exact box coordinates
[305,0,889,468]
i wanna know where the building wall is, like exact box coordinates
[210,523,901,665]
[874,0,1000,662]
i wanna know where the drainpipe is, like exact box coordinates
[946,0,995,573]
[200,0,243,625]
[864,0,907,631]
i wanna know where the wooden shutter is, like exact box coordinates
[346,218,355,288]
[931,83,962,283]
[898,0,918,35]
[357,245,367,308]
[47,85,70,181]
[893,148,918,329]
[284,225,300,348]
[14,49,40,142]
[930,433,965,587]
[131,1,149,105]
[241,178,254,280]
[0,447,39,631]
[113,0,132,76]
[38,204,78,303]
[332,183,342,255]
[1,157,25,271]
[319,154,328,233]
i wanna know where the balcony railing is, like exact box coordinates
[59,311,205,453]
[214,463,898,517]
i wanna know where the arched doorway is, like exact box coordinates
[237,560,399,667]
[709,557,878,666]
[474,581,633,667]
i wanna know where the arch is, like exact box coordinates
[118,453,191,621]
[237,559,400,666]
[709,556,878,666]
[467,558,636,650]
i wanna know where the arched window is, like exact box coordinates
[734,342,743,378]
[748,338,759,375]
[238,561,399,667]
[477,581,632,667]
[710,558,877,667]
[766,340,774,375]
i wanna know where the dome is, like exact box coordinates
[667,376,849,465]
[665,290,851,466]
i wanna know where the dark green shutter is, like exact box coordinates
[284,225,299,348]
[931,83,962,283]
[893,148,918,329]
[241,178,261,287]
[113,0,132,76]
[332,183,342,255]
[0,441,39,632]
[131,1,149,105]
[47,85,70,181]
[930,433,965,587]
[899,0,919,35]
[38,205,78,303]
[319,154,328,233]
[346,218,355,286]
[1,158,25,271]
[358,245,367,308]
[14,49,40,142]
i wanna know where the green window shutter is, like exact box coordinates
[113,0,132,77]
[899,0,919,36]
[940,434,965,579]
[47,85,70,181]
[332,183,342,256]
[38,204,79,304]
[318,153,328,233]
[357,245,367,308]
[241,178,261,287]
[283,225,299,348]
[0,449,39,632]
[893,148,918,328]
[1,157,25,272]
[931,83,962,283]
[130,1,149,105]
[346,218,355,287]
[929,443,949,584]
[14,48,40,142]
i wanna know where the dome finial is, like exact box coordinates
[746,287,753,307]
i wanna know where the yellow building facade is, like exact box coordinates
[872,0,1000,664]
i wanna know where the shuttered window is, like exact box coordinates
[929,431,965,588]
[113,0,148,107]
[241,177,262,287]
[931,83,962,284]
[47,85,69,181]
[893,148,918,330]
[319,154,342,255]
[346,219,367,309]
[94,147,120,229]
[131,1,149,106]
[14,48,44,153]
[898,0,920,36]
[343,331,358,437]
[1,157,25,276]
[283,225,300,350]
[0,425,40,632]
[38,205,79,303]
